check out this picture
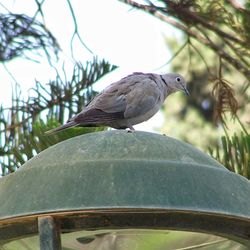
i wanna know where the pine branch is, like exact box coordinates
[119,0,250,78]
[0,13,59,62]
[161,0,246,46]
[0,58,117,175]
[210,132,250,179]
[66,0,93,57]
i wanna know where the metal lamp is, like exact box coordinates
[0,131,250,249]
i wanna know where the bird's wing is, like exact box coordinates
[89,73,161,118]
[69,77,133,125]
[73,108,124,125]
[124,79,161,119]
[86,75,136,113]
[67,73,161,127]
[91,86,129,113]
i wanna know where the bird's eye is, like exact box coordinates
[176,77,181,82]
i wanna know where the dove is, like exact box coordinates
[45,72,188,134]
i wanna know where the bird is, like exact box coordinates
[45,72,189,134]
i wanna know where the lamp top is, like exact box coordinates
[0,130,249,221]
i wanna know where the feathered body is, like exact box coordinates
[46,72,188,134]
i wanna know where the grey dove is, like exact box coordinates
[46,72,188,134]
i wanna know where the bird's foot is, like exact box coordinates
[127,125,135,133]
[127,129,134,133]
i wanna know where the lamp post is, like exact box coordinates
[0,131,250,249]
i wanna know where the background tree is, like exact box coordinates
[0,0,249,179]
[120,0,250,179]
[0,1,249,249]
[0,3,117,175]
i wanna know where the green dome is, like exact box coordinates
[0,130,249,221]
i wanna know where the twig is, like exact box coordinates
[2,63,18,84]
[235,114,249,135]
[223,39,250,67]
[118,0,250,78]
[162,0,246,46]
[154,40,188,70]
[188,40,213,77]
[33,0,46,22]
[227,0,245,11]
[66,0,93,57]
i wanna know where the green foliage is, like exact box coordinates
[8,118,105,173]
[0,13,59,62]
[122,0,250,77]
[121,0,250,123]
[210,131,250,179]
[123,0,250,180]
[0,58,117,176]
[161,37,248,150]
[0,3,118,176]
[242,2,250,42]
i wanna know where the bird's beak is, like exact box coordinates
[182,85,190,95]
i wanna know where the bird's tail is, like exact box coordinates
[45,121,78,135]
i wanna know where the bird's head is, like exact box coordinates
[161,73,189,95]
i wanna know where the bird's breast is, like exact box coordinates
[127,102,162,126]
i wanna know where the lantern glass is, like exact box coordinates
[1,229,248,250]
